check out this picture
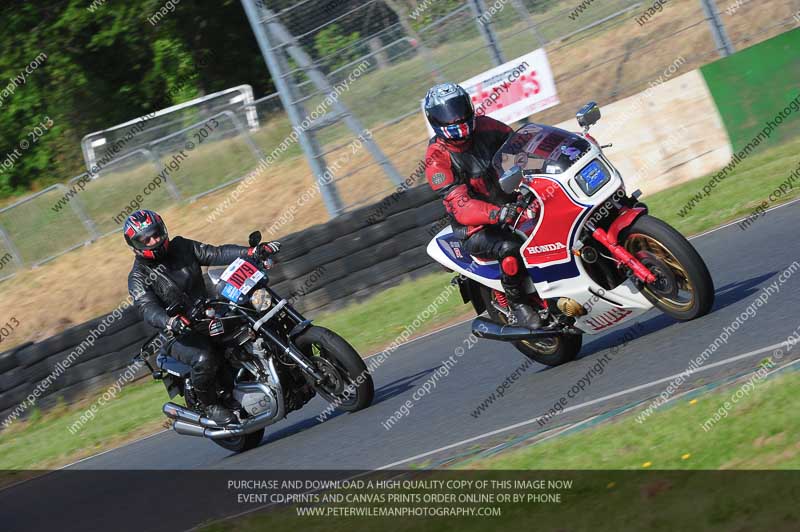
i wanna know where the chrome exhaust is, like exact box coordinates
[165,357,286,440]
[173,420,206,437]
[472,317,564,341]
[170,405,284,440]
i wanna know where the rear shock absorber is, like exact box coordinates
[493,290,508,308]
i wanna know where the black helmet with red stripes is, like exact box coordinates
[123,210,169,260]
[424,83,475,141]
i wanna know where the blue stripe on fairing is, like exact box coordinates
[436,236,502,280]
[527,261,579,283]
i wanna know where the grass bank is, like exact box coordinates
[463,370,800,470]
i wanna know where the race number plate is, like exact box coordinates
[220,283,242,303]
[220,258,264,299]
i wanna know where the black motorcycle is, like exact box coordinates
[134,231,374,452]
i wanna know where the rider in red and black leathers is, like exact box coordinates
[125,210,281,424]
[424,83,540,328]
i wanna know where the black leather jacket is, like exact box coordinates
[128,236,252,329]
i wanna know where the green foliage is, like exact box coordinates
[0,0,267,198]
[313,24,362,72]
[407,0,463,32]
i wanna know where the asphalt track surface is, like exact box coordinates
[3,203,800,532]
[61,201,800,471]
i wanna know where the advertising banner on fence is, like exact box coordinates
[423,48,559,137]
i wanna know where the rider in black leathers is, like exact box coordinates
[125,209,281,424]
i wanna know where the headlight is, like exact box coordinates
[575,159,611,196]
[250,288,272,311]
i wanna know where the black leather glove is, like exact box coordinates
[166,315,191,337]
[255,241,281,260]
[496,202,523,228]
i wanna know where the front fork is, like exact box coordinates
[586,206,656,285]
[242,291,327,384]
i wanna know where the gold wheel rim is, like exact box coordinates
[494,294,559,354]
[625,233,695,312]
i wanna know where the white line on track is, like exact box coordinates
[376,339,792,469]
[58,196,800,469]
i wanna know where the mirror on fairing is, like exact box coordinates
[499,165,524,194]
[576,101,601,129]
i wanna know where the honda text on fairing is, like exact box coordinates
[135,231,374,452]
[427,102,715,365]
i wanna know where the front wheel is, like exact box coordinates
[295,326,374,413]
[622,214,714,321]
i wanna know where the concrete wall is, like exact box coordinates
[555,70,733,196]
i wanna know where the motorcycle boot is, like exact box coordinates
[193,352,235,425]
[501,256,542,330]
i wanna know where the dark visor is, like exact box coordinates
[132,227,163,250]
[428,97,474,127]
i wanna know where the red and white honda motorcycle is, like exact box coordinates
[427,102,714,366]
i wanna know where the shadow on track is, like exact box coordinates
[233,366,441,451]
[574,270,779,361]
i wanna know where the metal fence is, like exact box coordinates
[0,0,797,282]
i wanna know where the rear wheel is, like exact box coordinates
[295,326,374,412]
[213,429,265,452]
[188,390,265,453]
[479,286,582,366]
[622,215,714,321]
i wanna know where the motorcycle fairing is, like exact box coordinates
[492,123,592,177]
[434,230,503,280]
[520,175,592,283]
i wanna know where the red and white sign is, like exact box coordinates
[423,48,559,136]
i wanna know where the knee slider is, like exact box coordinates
[501,256,520,276]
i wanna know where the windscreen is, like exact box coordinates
[493,123,591,176]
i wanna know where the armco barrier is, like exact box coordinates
[0,184,447,426]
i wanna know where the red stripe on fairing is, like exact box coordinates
[521,177,588,268]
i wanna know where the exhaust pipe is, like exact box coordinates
[170,411,279,439]
[472,316,564,341]
[163,402,240,430]
[173,420,206,437]
[164,357,286,440]
[166,400,282,439]
[163,402,202,424]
